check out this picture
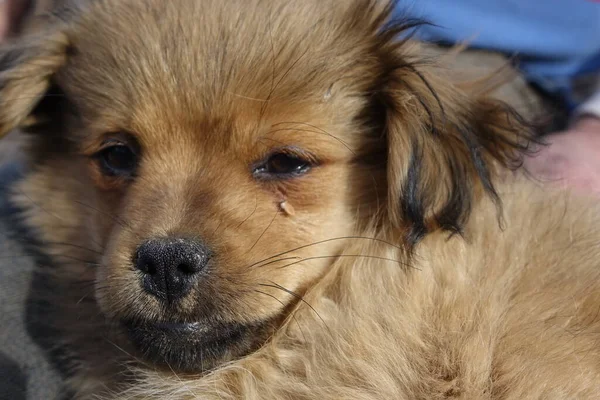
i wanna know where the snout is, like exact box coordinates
[134,237,212,304]
[114,235,290,372]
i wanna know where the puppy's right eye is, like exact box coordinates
[97,144,138,178]
[252,147,317,181]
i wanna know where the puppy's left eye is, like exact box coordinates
[96,144,138,178]
[253,151,313,179]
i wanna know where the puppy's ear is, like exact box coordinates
[0,30,69,138]
[378,44,534,247]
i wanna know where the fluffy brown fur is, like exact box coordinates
[1,0,600,399]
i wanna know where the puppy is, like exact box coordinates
[2,0,600,398]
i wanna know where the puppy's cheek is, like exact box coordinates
[94,232,142,319]
[246,169,356,295]
[87,194,127,248]
[299,167,356,235]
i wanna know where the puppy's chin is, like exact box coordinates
[122,318,275,373]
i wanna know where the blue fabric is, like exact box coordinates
[396,0,600,111]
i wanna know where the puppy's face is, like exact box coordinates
[0,0,530,373]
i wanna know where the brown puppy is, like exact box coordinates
[2,0,600,398]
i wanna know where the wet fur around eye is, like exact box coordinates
[1,1,600,399]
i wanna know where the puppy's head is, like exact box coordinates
[0,0,531,373]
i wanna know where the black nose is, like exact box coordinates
[135,238,211,304]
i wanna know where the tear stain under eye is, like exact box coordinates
[279,200,295,216]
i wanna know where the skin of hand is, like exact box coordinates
[524,116,600,195]
[0,0,30,40]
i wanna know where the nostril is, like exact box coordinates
[134,252,157,275]
[144,262,157,275]
[177,262,196,275]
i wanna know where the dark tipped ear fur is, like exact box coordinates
[372,17,535,248]
[0,29,69,138]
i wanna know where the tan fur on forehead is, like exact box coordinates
[58,0,386,117]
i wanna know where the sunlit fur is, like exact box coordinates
[2,0,600,399]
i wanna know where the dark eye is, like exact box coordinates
[253,152,313,179]
[97,145,138,177]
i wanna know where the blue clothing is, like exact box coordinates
[397,0,600,112]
